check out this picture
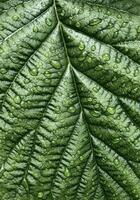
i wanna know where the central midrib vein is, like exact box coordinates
[53,1,107,198]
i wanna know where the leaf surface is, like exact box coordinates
[0,0,140,199]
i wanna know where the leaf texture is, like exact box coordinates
[0,0,140,199]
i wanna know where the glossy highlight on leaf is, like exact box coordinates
[0,0,140,199]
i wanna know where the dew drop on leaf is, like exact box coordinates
[41,2,47,7]
[9,112,14,118]
[126,127,130,132]
[92,110,101,117]
[0,68,7,74]
[102,53,110,62]
[106,10,111,15]
[68,106,76,113]
[108,22,114,29]
[24,78,30,84]
[89,18,102,26]
[87,56,92,63]
[38,192,43,198]
[64,167,70,177]
[29,67,38,76]
[51,60,61,69]
[113,137,121,144]
[122,22,127,27]
[80,156,84,161]
[44,71,52,78]
[14,95,21,104]
[12,15,19,21]
[126,68,130,74]
[114,159,119,165]
[55,106,61,113]
[113,31,119,38]
[116,57,121,63]
[33,26,38,33]
[60,10,65,16]
[76,22,81,28]
[79,42,85,51]
[46,18,52,26]
[88,97,92,102]
[117,14,122,19]
[78,56,85,62]
[107,106,115,114]
[91,45,96,51]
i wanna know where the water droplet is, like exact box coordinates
[60,10,65,17]
[102,53,110,62]
[0,68,7,74]
[122,180,127,184]
[126,68,130,74]
[46,18,52,26]
[114,159,119,165]
[68,106,76,113]
[20,12,25,18]
[88,97,92,102]
[91,45,96,51]
[113,137,121,144]
[87,56,92,63]
[41,2,47,7]
[117,14,122,19]
[133,189,136,194]
[108,22,113,29]
[14,95,21,104]
[89,18,101,26]
[29,68,38,76]
[107,106,115,114]
[126,127,130,132]
[97,7,102,12]
[113,31,118,38]
[33,26,38,33]
[113,193,117,197]
[64,167,70,177]
[9,112,14,118]
[122,22,127,27]
[78,56,85,62]
[44,71,51,78]
[67,35,71,40]
[52,140,55,145]
[12,15,19,21]
[125,48,129,52]
[80,156,84,161]
[106,10,111,15]
[78,7,83,14]
[38,192,43,198]
[76,22,80,28]
[92,110,101,117]
[79,42,85,51]
[51,60,61,69]
[55,106,61,113]
[116,57,121,63]
[24,78,30,84]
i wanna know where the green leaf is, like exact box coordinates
[0,0,140,199]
